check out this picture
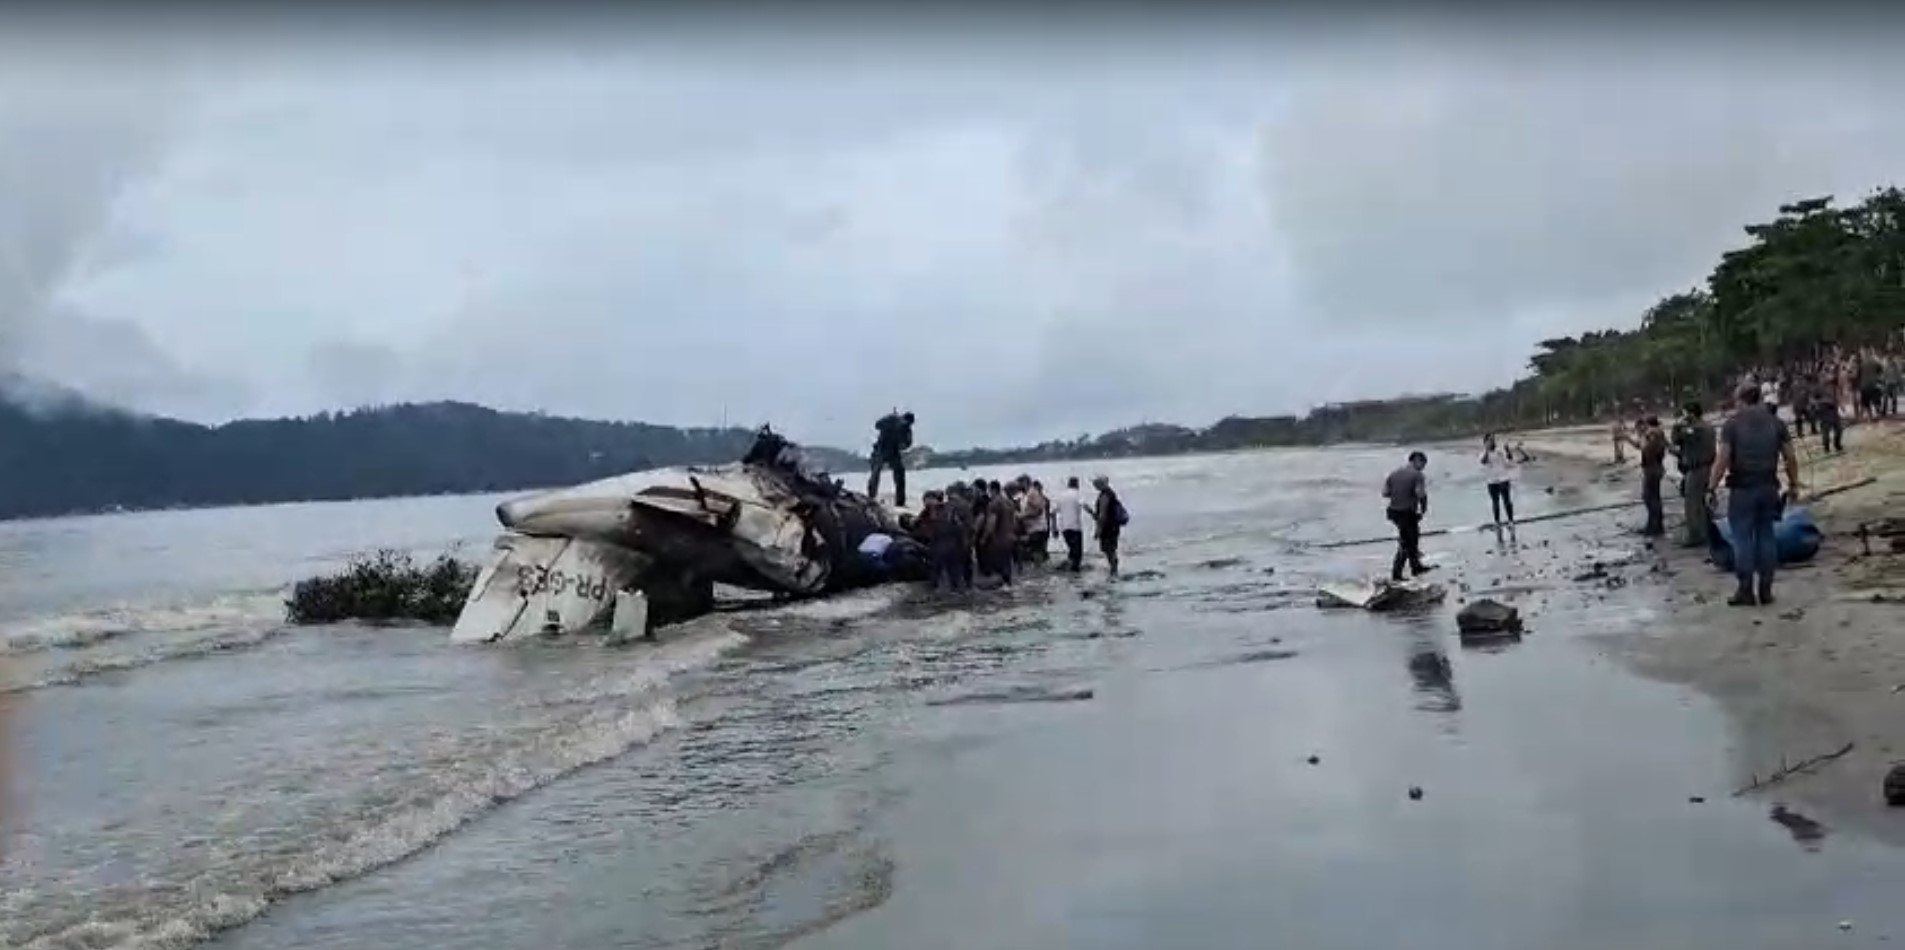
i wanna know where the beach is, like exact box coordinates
[1506,418,1905,843]
[4,435,1905,947]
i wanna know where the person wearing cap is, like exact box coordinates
[1709,384,1802,607]
[1669,401,1716,548]
[1090,475,1128,578]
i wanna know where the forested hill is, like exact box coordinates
[0,392,858,520]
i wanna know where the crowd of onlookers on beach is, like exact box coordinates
[1581,344,1901,607]
[1737,346,1903,445]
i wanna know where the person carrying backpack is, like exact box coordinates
[1090,475,1128,577]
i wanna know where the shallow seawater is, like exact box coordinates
[2,448,1902,950]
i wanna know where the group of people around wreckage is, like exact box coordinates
[861,410,1130,591]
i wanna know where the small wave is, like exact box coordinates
[1,625,291,694]
[533,627,750,706]
[0,591,285,656]
[772,587,912,623]
[15,697,684,950]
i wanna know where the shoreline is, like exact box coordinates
[1521,417,1905,844]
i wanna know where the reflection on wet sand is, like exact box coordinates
[1407,645,1462,714]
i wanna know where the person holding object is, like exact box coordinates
[1709,385,1801,607]
[1478,433,1517,527]
[1382,451,1433,583]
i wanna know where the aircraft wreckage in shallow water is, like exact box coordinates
[449,431,909,644]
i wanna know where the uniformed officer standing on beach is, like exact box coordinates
[1670,402,1716,548]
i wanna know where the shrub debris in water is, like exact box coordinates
[286,549,479,625]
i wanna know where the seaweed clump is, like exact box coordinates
[286,549,479,625]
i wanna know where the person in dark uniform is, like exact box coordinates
[1638,416,1669,537]
[1710,384,1802,607]
[1670,401,1716,548]
[867,411,915,506]
[1382,451,1432,583]
[1813,379,1844,454]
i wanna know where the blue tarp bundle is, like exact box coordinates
[1707,505,1824,572]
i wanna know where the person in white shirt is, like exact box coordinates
[1053,476,1089,572]
[1479,433,1517,527]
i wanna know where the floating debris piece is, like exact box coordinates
[927,685,1097,707]
[1307,755,1321,766]
[1734,742,1857,796]
[1316,579,1446,611]
[1407,786,1425,801]
[1688,796,1707,804]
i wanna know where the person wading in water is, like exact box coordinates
[1019,479,1052,565]
[1669,401,1716,548]
[1382,451,1433,583]
[1055,476,1088,572]
[1479,433,1517,527]
[1709,384,1801,607]
[1090,476,1127,578]
[867,410,915,507]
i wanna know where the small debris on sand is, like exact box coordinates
[1688,795,1707,804]
[1885,765,1905,807]
[1306,754,1321,766]
[1198,557,1247,570]
[1456,599,1524,641]
[1407,786,1425,801]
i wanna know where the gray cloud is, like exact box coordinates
[8,16,1905,447]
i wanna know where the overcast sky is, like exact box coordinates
[3,10,1904,449]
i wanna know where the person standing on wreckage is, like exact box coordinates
[1382,451,1434,584]
[867,410,915,507]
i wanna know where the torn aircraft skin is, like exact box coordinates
[450,437,906,644]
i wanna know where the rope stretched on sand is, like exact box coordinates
[1311,477,1876,551]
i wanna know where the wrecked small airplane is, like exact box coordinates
[450,428,908,644]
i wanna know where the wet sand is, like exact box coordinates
[1508,418,1905,844]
